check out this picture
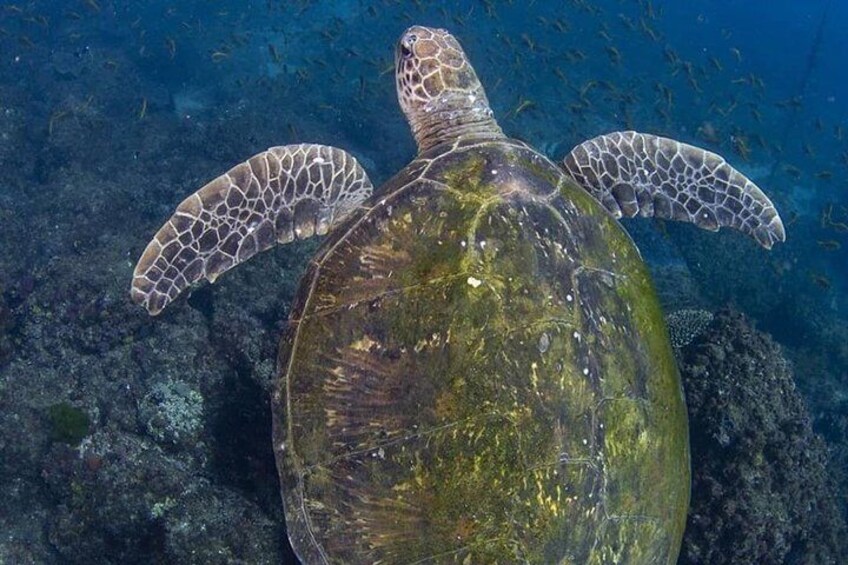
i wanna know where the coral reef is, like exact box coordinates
[139,379,204,447]
[40,431,286,564]
[679,309,847,564]
[665,308,714,350]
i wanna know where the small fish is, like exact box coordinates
[357,75,366,99]
[27,14,49,27]
[803,142,815,158]
[809,273,831,290]
[48,109,69,136]
[776,96,803,109]
[268,43,281,63]
[663,47,679,66]
[731,136,751,161]
[716,101,738,117]
[480,0,496,18]
[569,102,587,115]
[687,76,702,93]
[786,211,799,227]
[817,240,841,251]
[709,56,723,72]
[565,49,586,63]
[821,204,833,228]
[164,37,176,59]
[511,98,536,117]
[644,0,657,20]
[579,80,598,98]
[730,47,742,62]
[815,170,833,180]
[655,82,673,108]
[138,97,147,120]
[553,18,569,33]
[697,121,720,144]
[640,18,660,42]
[783,164,802,178]
[210,51,230,62]
[617,14,635,31]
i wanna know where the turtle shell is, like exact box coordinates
[272,139,689,563]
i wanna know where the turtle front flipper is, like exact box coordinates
[131,144,373,315]
[561,131,785,249]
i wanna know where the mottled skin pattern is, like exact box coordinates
[274,139,688,563]
[131,144,373,315]
[563,132,785,249]
[131,24,785,565]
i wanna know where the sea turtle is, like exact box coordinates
[131,26,784,564]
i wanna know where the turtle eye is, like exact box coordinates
[401,33,417,59]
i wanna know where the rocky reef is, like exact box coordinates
[678,310,847,564]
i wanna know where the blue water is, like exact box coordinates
[0,0,845,563]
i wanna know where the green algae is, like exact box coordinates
[48,402,91,446]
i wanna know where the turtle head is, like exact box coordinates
[395,26,502,152]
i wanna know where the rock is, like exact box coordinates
[679,309,847,564]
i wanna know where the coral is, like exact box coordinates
[47,403,91,447]
[139,379,204,447]
[40,430,286,563]
[665,308,714,349]
[679,309,847,564]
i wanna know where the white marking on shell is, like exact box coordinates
[467,276,483,288]
[538,332,550,353]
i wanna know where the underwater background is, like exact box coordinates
[0,0,846,563]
